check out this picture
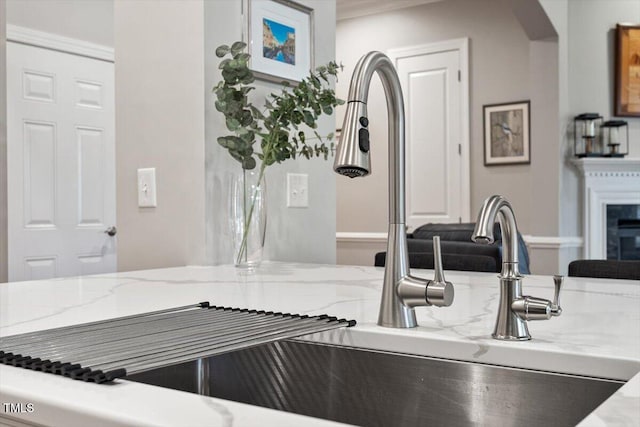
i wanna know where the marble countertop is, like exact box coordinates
[0,263,638,426]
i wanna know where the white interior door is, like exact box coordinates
[7,41,116,282]
[389,40,470,229]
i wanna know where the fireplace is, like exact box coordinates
[574,158,640,259]
[607,205,640,260]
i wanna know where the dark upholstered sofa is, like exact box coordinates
[374,223,531,274]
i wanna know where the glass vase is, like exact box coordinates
[230,169,267,270]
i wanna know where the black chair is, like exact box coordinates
[374,222,531,274]
[568,260,640,280]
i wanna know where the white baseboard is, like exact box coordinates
[336,232,387,244]
[522,235,583,250]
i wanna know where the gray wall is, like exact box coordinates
[1,0,8,283]
[335,0,559,237]
[540,0,572,240]
[539,0,576,273]
[204,0,337,265]
[568,0,640,154]
[529,38,560,237]
[114,0,206,272]
[6,0,113,46]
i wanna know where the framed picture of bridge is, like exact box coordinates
[244,0,314,84]
[483,101,531,166]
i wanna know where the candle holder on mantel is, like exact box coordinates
[601,120,629,158]
[574,113,604,157]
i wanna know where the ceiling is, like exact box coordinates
[336,0,444,21]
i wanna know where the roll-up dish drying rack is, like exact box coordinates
[0,302,356,383]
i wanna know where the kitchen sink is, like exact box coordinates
[127,340,623,427]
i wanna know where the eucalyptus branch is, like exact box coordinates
[214,41,344,170]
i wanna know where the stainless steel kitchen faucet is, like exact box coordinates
[334,51,454,329]
[472,195,563,340]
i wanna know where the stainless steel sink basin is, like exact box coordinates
[127,340,623,426]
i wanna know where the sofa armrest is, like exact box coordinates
[407,239,501,258]
[375,251,498,273]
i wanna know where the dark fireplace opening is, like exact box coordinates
[607,204,640,260]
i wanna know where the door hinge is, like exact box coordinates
[458,144,462,155]
[458,70,461,81]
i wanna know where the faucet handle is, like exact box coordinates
[551,275,563,316]
[433,236,445,283]
[513,275,564,320]
[426,236,454,307]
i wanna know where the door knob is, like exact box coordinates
[104,226,117,237]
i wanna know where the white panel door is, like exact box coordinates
[390,41,469,229]
[7,42,116,282]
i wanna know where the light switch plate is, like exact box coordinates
[138,168,157,207]
[287,173,308,208]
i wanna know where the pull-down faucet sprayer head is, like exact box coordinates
[334,51,386,179]
[334,100,370,178]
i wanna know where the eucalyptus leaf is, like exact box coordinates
[215,45,230,57]
[214,101,226,112]
[242,156,256,170]
[236,53,251,62]
[302,111,315,127]
[240,131,255,142]
[226,118,241,131]
[231,41,247,55]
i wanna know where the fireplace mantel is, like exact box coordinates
[572,157,640,175]
[572,158,640,259]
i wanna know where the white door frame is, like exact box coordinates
[387,38,470,223]
[6,25,114,62]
